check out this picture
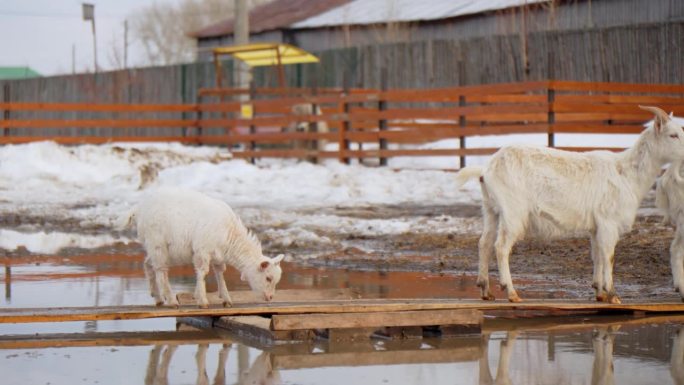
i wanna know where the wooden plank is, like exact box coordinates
[202,131,338,144]
[271,309,482,331]
[0,330,230,349]
[213,315,315,341]
[176,288,357,306]
[550,80,684,94]
[1,299,684,324]
[550,123,643,134]
[0,136,200,145]
[482,314,684,334]
[272,344,480,369]
[552,102,684,115]
[0,119,191,128]
[0,102,196,112]
[555,94,684,105]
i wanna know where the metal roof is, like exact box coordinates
[191,0,353,39]
[292,0,549,28]
[213,43,319,67]
[0,66,41,80]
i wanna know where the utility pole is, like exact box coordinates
[124,20,128,69]
[82,3,98,72]
[234,0,250,91]
[71,44,76,74]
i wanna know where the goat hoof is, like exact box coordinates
[222,301,233,308]
[155,301,164,307]
[595,295,605,302]
[606,295,621,304]
[508,294,522,303]
[675,286,680,293]
[481,293,496,301]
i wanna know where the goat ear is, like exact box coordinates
[273,254,285,265]
[259,260,270,271]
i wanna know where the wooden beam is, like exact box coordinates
[0,136,200,145]
[176,288,357,306]
[272,344,480,369]
[2,299,684,324]
[0,330,230,349]
[0,119,190,128]
[270,309,482,331]
[213,315,314,341]
[0,102,195,112]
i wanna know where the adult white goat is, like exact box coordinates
[654,115,684,302]
[457,106,684,304]
[123,187,284,308]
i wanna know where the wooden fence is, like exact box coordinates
[1,80,684,167]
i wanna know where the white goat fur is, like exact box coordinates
[456,106,684,303]
[654,116,684,300]
[127,187,284,308]
[286,103,329,152]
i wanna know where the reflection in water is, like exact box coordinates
[145,345,177,385]
[673,326,684,385]
[592,326,619,385]
[479,332,517,385]
[4,264,10,301]
[240,351,281,385]
[143,343,278,385]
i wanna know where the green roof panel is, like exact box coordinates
[0,67,42,80]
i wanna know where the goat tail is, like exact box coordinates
[455,166,484,188]
[114,209,137,231]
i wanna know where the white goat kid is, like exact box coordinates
[457,106,684,304]
[129,187,284,308]
[286,103,329,153]
[654,116,684,301]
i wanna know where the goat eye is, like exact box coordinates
[266,277,273,283]
[670,134,679,139]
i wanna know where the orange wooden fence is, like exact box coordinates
[1,80,684,166]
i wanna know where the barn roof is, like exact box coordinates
[191,0,353,39]
[292,0,549,28]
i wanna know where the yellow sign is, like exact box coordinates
[241,104,253,119]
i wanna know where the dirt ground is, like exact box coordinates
[2,194,681,302]
[282,197,682,302]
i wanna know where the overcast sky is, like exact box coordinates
[0,0,181,76]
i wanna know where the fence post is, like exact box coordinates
[339,96,350,165]
[378,68,388,166]
[2,83,9,138]
[248,80,257,164]
[547,51,555,148]
[458,61,466,168]
[309,81,319,164]
[547,83,555,148]
[195,93,203,143]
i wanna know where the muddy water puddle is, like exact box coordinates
[1,252,684,384]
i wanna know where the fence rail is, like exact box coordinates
[2,80,684,167]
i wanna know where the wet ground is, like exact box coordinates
[2,195,684,384]
[1,253,684,385]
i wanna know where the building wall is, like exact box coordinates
[199,0,684,54]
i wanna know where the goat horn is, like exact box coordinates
[639,105,670,121]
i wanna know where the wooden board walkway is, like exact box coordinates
[0,329,232,350]
[2,298,684,324]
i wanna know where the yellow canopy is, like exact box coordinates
[212,43,319,67]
